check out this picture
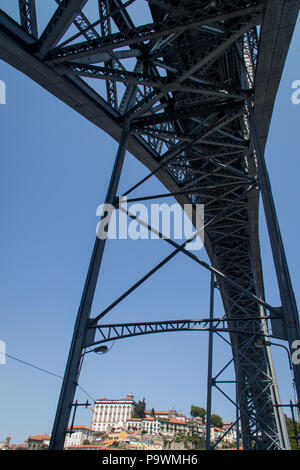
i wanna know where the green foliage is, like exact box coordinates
[82,439,90,445]
[174,432,186,442]
[190,405,206,421]
[190,435,205,450]
[134,398,146,419]
[285,418,300,450]
[171,433,205,450]
[211,414,223,428]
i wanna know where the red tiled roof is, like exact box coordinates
[146,410,169,415]
[67,425,93,431]
[169,419,187,425]
[66,445,121,450]
[66,445,101,449]
[28,435,51,441]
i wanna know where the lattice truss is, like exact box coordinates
[4,0,297,450]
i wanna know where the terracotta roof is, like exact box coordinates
[146,410,169,415]
[169,419,187,425]
[66,445,101,449]
[67,425,93,432]
[109,429,128,434]
[66,445,120,450]
[28,435,51,441]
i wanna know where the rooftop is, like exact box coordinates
[28,435,51,441]
[66,425,93,432]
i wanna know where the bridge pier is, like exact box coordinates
[49,121,132,450]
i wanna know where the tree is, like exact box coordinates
[211,414,223,428]
[134,398,146,419]
[83,439,90,445]
[150,408,156,417]
[191,436,205,450]
[190,405,206,422]
[285,415,300,450]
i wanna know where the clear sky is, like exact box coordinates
[1,3,300,445]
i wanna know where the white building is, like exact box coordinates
[127,411,190,437]
[64,425,94,448]
[221,422,238,444]
[127,417,161,435]
[26,435,51,450]
[91,393,137,432]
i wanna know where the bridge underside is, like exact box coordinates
[1,0,299,450]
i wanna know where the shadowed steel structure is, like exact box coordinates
[1,0,300,450]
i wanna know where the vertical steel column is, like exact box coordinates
[49,121,132,450]
[205,262,215,450]
[249,105,300,406]
[234,336,240,450]
[250,249,290,449]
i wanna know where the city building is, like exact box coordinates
[222,422,239,444]
[159,418,190,436]
[186,417,205,436]
[103,428,129,446]
[127,417,161,435]
[91,393,137,432]
[10,394,237,450]
[26,435,51,450]
[127,410,194,437]
[64,425,94,448]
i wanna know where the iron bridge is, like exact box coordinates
[1,0,300,451]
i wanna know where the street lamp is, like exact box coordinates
[254,338,292,370]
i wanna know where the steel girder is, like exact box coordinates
[85,317,278,348]
[18,0,38,38]
[1,0,299,450]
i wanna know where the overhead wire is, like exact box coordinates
[0,350,96,403]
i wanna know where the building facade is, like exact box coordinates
[64,425,94,448]
[26,435,51,450]
[127,417,161,435]
[126,410,196,437]
[91,393,137,432]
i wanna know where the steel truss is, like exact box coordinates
[1,0,300,451]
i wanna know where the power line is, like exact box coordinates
[0,351,95,402]
[76,384,95,403]
[0,351,63,379]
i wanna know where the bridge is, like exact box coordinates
[1,0,300,450]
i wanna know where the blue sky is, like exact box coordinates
[0,3,300,444]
